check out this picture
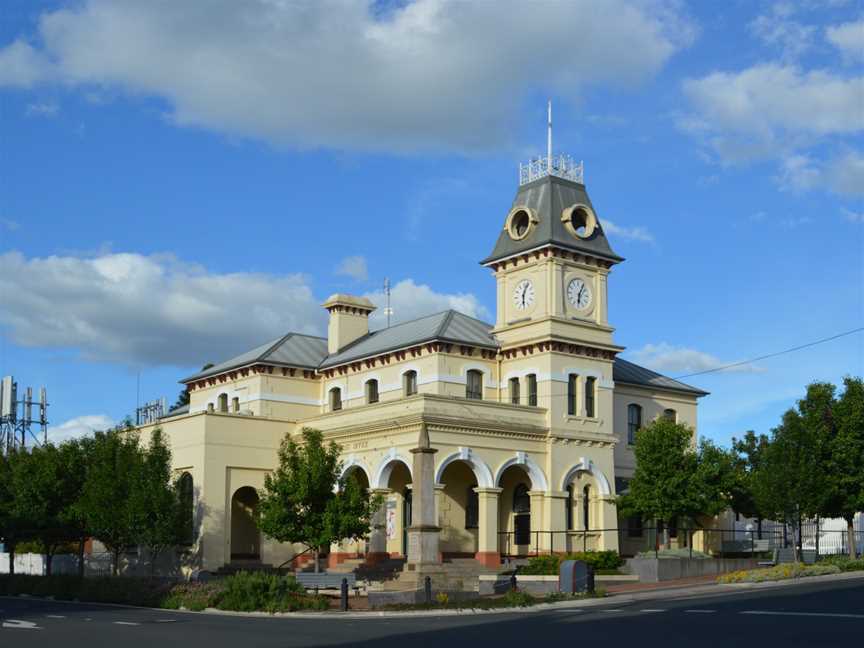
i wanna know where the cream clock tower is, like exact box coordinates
[481,106,624,435]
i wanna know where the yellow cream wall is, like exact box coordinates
[141,412,305,571]
[318,352,501,413]
[190,373,321,420]
[612,385,699,480]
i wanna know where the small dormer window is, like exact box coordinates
[505,207,536,241]
[218,393,228,413]
[466,370,483,400]
[232,397,240,413]
[562,204,597,239]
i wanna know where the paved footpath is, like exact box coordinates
[2,574,863,647]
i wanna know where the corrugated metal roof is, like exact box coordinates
[481,175,623,265]
[319,310,497,369]
[181,333,327,382]
[613,358,708,396]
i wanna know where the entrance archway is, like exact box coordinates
[498,464,534,556]
[439,460,479,557]
[230,486,260,560]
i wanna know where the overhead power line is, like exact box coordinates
[673,327,864,380]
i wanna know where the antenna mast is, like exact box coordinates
[547,100,552,169]
[383,278,393,328]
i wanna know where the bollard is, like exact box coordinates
[509,573,517,591]
[424,576,432,605]
[340,578,348,612]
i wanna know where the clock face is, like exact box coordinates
[512,279,535,311]
[567,278,592,310]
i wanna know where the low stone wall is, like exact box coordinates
[625,557,760,583]
[367,589,480,609]
[478,574,639,596]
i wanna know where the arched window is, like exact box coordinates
[403,370,417,397]
[567,374,578,415]
[566,483,574,531]
[231,397,240,413]
[329,387,342,411]
[663,408,677,422]
[583,485,591,530]
[206,403,214,413]
[509,377,520,405]
[178,472,194,545]
[465,487,479,529]
[466,370,483,400]
[218,393,228,413]
[366,379,379,404]
[584,376,596,418]
[627,404,642,444]
[527,374,538,406]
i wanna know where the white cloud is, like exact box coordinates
[601,219,654,243]
[749,7,817,60]
[826,18,864,63]
[334,255,369,282]
[842,207,864,223]
[777,150,864,196]
[364,278,490,329]
[0,250,325,366]
[681,63,864,195]
[0,250,488,367]
[48,414,115,442]
[628,342,762,376]
[682,65,863,140]
[25,101,59,117]
[0,0,694,154]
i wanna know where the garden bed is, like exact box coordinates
[0,571,328,613]
[718,556,864,584]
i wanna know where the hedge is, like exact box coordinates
[519,550,623,575]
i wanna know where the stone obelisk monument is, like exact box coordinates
[405,422,443,578]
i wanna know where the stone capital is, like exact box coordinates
[473,487,504,496]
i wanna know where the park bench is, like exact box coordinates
[295,572,358,594]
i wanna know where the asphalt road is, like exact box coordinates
[2,579,863,647]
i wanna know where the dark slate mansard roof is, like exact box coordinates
[481,174,624,266]
[182,311,706,397]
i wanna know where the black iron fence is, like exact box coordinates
[497,523,863,561]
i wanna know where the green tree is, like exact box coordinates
[729,431,771,525]
[620,418,728,548]
[822,378,864,557]
[0,449,28,575]
[257,428,382,572]
[7,442,87,576]
[76,430,144,575]
[129,428,186,576]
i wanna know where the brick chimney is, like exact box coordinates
[322,294,376,354]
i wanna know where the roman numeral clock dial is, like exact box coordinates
[512,279,535,311]
[567,278,592,311]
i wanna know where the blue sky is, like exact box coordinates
[0,0,862,447]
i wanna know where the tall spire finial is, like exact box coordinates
[518,100,583,186]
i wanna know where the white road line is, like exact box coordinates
[45,614,66,619]
[640,609,666,613]
[741,611,864,620]
[2,619,43,630]
[155,619,178,623]
[599,609,623,613]
[685,610,716,614]
[113,621,141,626]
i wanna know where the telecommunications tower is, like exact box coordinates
[0,375,49,453]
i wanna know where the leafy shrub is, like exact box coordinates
[520,551,623,575]
[216,571,326,613]
[817,555,864,572]
[502,589,535,607]
[435,592,449,605]
[718,563,841,583]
